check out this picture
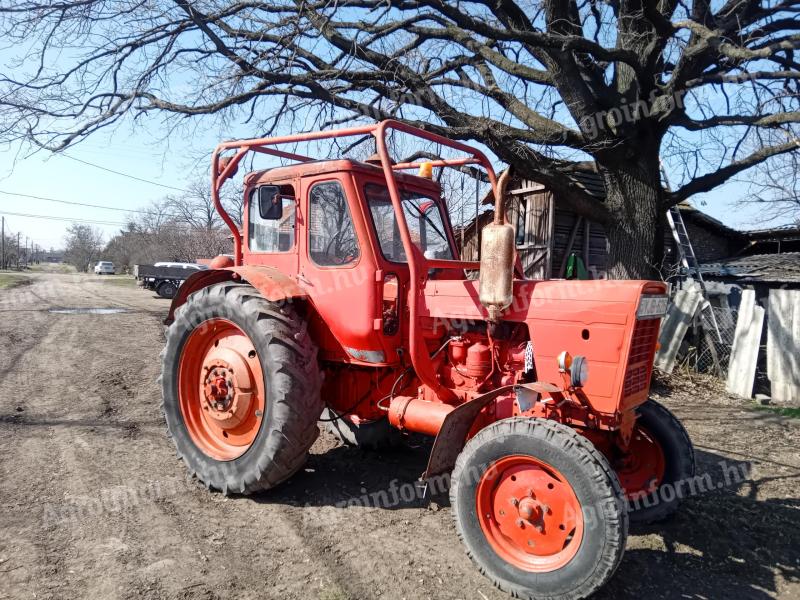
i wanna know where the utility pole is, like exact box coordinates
[1,216,4,270]
[16,232,20,269]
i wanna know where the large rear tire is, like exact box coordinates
[320,408,401,449]
[160,283,322,494]
[451,418,627,600]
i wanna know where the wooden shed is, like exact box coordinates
[459,169,745,280]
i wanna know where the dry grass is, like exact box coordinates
[0,272,30,289]
[99,275,137,287]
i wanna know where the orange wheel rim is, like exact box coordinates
[178,318,265,461]
[617,425,666,499]
[476,455,584,572]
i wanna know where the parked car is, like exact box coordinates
[93,261,115,275]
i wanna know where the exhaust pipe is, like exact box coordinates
[388,396,455,436]
[479,167,515,323]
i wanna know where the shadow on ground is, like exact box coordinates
[254,437,800,599]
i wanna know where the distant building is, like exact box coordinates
[43,250,65,263]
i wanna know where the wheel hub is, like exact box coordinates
[178,318,265,461]
[205,372,231,408]
[477,455,584,572]
[517,496,544,524]
[616,426,666,498]
[199,350,255,428]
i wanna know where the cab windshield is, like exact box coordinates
[365,183,454,263]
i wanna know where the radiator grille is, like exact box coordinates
[622,318,660,397]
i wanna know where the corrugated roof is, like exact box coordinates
[676,200,743,238]
[700,252,800,283]
[480,169,604,205]
[743,224,800,240]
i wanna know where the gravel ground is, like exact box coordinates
[0,267,797,600]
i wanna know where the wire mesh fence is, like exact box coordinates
[689,305,738,378]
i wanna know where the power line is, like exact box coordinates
[0,189,182,218]
[60,153,188,192]
[0,209,230,233]
[1,216,59,253]
[0,209,128,226]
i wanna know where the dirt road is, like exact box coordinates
[0,268,798,600]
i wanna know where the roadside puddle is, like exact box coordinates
[48,307,129,315]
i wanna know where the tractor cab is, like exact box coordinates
[240,158,468,368]
[242,158,457,274]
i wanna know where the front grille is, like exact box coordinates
[622,318,660,397]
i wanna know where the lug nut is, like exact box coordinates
[510,498,519,506]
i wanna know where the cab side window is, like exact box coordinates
[248,185,296,253]
[308,181,360,266]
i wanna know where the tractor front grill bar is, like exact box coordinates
[622,318,660,398]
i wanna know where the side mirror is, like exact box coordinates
[258,186,283,220]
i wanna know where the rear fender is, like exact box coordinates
[164,266,307,325]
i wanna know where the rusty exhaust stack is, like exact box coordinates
[478,168,515,323]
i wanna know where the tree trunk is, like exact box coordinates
[601,154,663,280]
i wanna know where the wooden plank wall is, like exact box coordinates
[654,289,703,373]
[550,211,609,279]
[512,189,553,280]
[767,289,800,402]
[458,179,686,281]
[725,290,765,398]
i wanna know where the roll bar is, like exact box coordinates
[210,120,503,402]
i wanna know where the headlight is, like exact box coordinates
[636,294,669,320]
[570,356,589,388]
[557,351,589,388]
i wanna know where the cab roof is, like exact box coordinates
[244,159,441,193]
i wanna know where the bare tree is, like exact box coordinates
[2,1,800,276]
[742,149,800,225]
[64,223,104,271]
[104,190,238,269]
[164,180,242,231]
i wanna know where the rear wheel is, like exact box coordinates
[451,418,626,600]
[320,409,401,449]
[160,283,322,494]
[616,399,695,524]
[157,281,178,299]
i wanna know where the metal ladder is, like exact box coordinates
[666,204,723,343]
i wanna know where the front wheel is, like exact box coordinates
[450,418,627,600]
[616,399,695,524]
[160,283,322,494]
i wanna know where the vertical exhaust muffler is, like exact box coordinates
[479,168,515,323]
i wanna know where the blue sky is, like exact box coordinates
[0,118,768,254]
[0,122,214,251]
[0,4,787,253]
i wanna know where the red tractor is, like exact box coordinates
[161,120,694,599]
